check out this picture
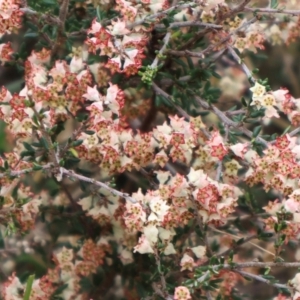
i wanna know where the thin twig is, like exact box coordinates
[226,109,247,116]
[154,252,167,291]
[234,269,292,290]
[152,82,191,121]
[139,168,159,189]
[215,161,223,182]
[245,7,300,16]
[152,82,211,139]
[52,0,70,55]
[227,45,256,84]
[151,32,171,69]
[194,96,268,147]
[214,234,266,260]
[289,126,300,137]
[127,3,197,29]
[206,291,213,300]
[0,163,53,179]
[220,0,252,20]
[225,261,300,269]
[20,7,61,26]
[210,227,275,257]
[155,21,223,29]
[167,17,257,58]
[32,107,63,180]
[61,168,137,203]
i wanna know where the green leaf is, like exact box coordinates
[195,226,203,237]
[51,283,68,297]
[26,22,38,32]
[211,70,221,79]
[41,0,56,4]
[259,232,273,239]
[172,57,187,70]
[241,97,248,107]
[96,5,102,22]
[20,150,34,158]
[65,39,72,53]
[71,140,83,147]
[262,274,276,281]
[32,163,43,171]
[270,0,278,9]
[84,130,95,135]
[80,277,94,292]
[24,31,39,39]
[40,137,49,149]
[209,256,218,265]
[281,125,291,136]
[155,94,172,107]
[252,125,262,138]
[65,156,81,164]
[51,26,58,39]
[23,142,34,152]
[23,274,35,300]
[162,18,170,28]
[204,81,211,92]
[228,250,234,262]
[236,238,244,245]
[0,230,4,248]
[186,57,194,70]
[243,275,253,282]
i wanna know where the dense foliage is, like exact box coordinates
[1,0,300,299]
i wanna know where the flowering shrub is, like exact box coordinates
[1,0,300,299]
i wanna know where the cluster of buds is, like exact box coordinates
[139,66,158,85]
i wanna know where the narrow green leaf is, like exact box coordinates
[20,150,34,158]
[23,142,34,152]
[96,6,102,22]
[32,163,43,171]
[252,125,262,138]
[211,70,221,79]
[236,238,244,245]
[24,32,39,39]
[264,267,271,275]
[241,97,248,107]
[186,57,194,70]
[155,94,162,106]
[23,274,35,300]
[262,274,276,281]
[209,256,217,265]
[172,57,187,69]
[51,26,58,39]
[84,130,95,135]
[281,125,291,136]
[71,140,83,147]
[270,0,278,9]
[42,0,56,4]
[51,283,68,297]
[259,232,273,239]
[40,137,49,149]
[162,18,170,28]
